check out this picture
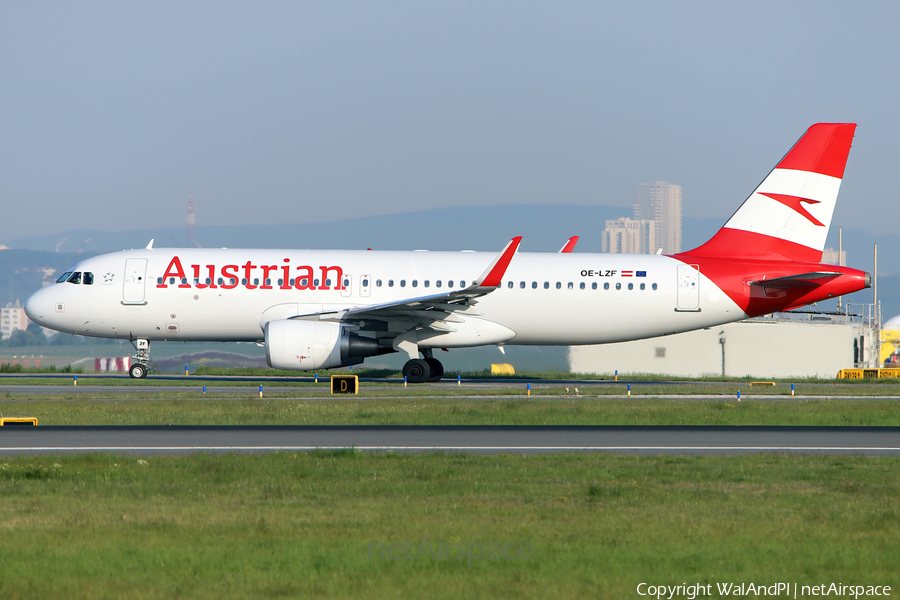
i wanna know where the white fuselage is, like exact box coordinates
[25,247,745,348]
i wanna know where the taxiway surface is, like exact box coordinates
[1,425,899,456]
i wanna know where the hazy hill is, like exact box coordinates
[7,204,725,254]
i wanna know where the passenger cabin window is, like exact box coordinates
[325,279,332,287]
[520,281,525,289]
[447,280,454,288]
[436,280,442,288]
[169,278,176,285]
[532,282,537,289]
[412,280,418,287]
[640,283,645,290]
[157,277,163,285]
[57,272,74,283]
[362,278,369,286]
[543,282,549,289]
[508,281,513,289]
[555,282,561,289]
[388,280,394,287]
[591,282,597,290]
[604,283,609,290]
[400,280,406,287]
[376,279,382,287]
[424,280,429,288]
[218,278,224,285]
[67,272,81,284]
[628,283,633,290]
[652,283,658,290]
[616,283,621,290]
[579,282,585,290]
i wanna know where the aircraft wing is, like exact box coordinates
[291,236,522,327]
[558,236,579,253]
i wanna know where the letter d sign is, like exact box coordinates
[331,375,359,395]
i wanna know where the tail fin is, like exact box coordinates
[682,123,856,262]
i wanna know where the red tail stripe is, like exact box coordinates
[679,228,822,262]
[776,123,856,179]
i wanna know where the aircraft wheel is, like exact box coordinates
[402,359,431,384]
[425,358,444,382]
[129,363,147,380]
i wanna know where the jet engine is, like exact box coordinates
[264,319,388,370]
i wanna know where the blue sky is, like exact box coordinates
[2,1,898,240]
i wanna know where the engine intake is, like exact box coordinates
[264,319,388,370]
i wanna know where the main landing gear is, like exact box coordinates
[402,350,444,384]
[129,339,151,379]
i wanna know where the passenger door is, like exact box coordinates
[123,259,148,304]
[675,263,700,312]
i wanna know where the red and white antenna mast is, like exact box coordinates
[186,195,196,241]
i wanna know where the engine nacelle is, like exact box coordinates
[264,319,385,370]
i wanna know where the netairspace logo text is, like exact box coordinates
[637,582,892,599]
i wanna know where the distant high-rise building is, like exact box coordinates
[602,218,656,254]
[634,181,682,254]
[0,302,29,340]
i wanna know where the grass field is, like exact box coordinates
[0,452,896,599]
[1,397,900,426]
[1,380,897,597]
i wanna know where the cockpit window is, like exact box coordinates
[57,272,74,283]
[83,272,94,285]
[67,272,82,285]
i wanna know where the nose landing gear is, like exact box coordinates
[129,339,151,379]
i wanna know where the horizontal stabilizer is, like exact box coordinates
[747,271,842,289]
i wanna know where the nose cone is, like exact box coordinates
[25,286,54,328]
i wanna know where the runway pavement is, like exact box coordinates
[1,425,898,456]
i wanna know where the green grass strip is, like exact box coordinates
[0,452,896,598]
[2,398,900,426]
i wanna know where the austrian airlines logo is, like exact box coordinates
[758,192,824,227]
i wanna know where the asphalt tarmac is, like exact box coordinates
[1,425,898,456]
[1,376,898,456]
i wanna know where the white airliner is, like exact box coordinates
[25,123,870,381]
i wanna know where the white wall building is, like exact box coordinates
[569,311,878,378]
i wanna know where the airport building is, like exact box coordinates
[568,306,881,378]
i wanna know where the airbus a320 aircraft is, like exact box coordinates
[26,123,870,382]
